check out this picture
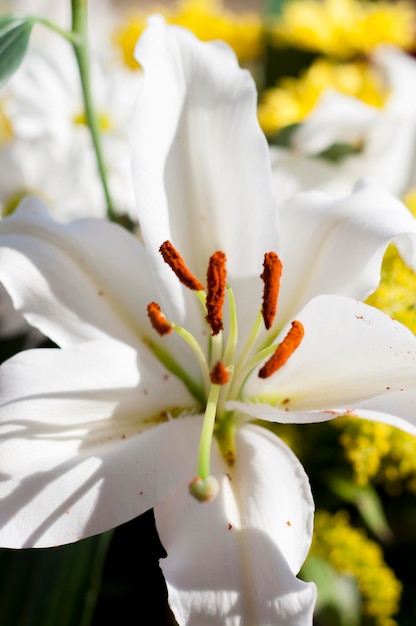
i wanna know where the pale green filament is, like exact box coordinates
[209,330,224,369]
[172,322,211,393]
[195,289,208,311]
[144,338,204,403]
[228,343,277,401]
[227,310,265,401]
[197,384,221,480]
[222,286,238,366]
[234,310,263,372]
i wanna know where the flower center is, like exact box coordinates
[147,241,304,501]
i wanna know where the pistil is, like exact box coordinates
[189,383,222,502]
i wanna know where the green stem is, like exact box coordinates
[27,15,81,45]
[71,0,116,220]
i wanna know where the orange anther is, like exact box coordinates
[261,251,282,330]
[210,361,230,385]
[147,302,172,336]
[206,251,227,336]
[159,241,204,291]
[258,320,304,378]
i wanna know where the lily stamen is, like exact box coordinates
[206,251,227,335]
[261,251,283,330]
[210,361,230,385]
[147,300,211,392]
[147,301,173,335]
[159,240,205,291]
[259,320,305,379]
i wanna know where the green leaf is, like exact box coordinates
[265,0,286,16]
[328,476,393,542]
[0,530,113,626]
[316,141,362,163]
[268,123,301,147]
[301,556,361,626]
[0,16,35,83]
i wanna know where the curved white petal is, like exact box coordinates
[0,339,199,547]
[155,424,316,626]
[131,16,278,323]
[293,90,380,156]
[271,146,356,205]
[288,48,416,198]
[277,179,416,326]
[0,197,157,348]
[375,46,416,118]
[238,296,416,417]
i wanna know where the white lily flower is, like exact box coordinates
[1,36,137,218]
[272,46,416,203]
[2,17,416,625]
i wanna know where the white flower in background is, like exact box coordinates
[0,35,137,219]
[271,46,416,204]
[0,139,107,220]
[2,18,416,626]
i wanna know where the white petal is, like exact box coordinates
[375,46,416,118]
[293,90,380,156]
[277,179,416,326]
[131,17,278,321]
[0,197,156,348]
[239,296,416,415]
[155,424,316,626]
[0,339,199,547]
[289,48,416,197]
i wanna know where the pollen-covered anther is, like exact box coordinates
[206,251,227,335]
[261,251,283,330]
[159,240,204,291]
[258,320,304,379]
[147,301,172,336]
[210,361,230,385]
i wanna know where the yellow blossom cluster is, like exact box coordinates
[269,0,415,60]
[113,0,263,68]
[366,243,416,334]
[311,510,402,626]
[258,57,389,135]
[335,416,416,494]
[334,196,416,494]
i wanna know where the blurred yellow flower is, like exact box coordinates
[0,105,13,145]
[333,193,416,496]
[336,414,416,495]
[366,244,416,334]
[269,0,415,59]
[311,510,402,626]
[258,57,389,135]
[113,0,263,67]
[73,110,112,132]
[403,187,416,217]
